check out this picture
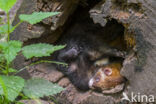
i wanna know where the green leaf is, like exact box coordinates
[0,24,15,34]
[2,68,17,74]
[23,78,64,98]
[0,40,22,64]
[22,43,65,59]
[0,75,25,101]
[0,0,17,13]
[19,12,60,25]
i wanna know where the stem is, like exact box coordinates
[7,12,10,42]
[0,76,9,104]
[14,20,23,29]
[50,96,58,104]
[15,60,67,74]
[29,60,68,66]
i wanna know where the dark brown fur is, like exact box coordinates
[55,17,126,90]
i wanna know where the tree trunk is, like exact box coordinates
[90,0,156,101]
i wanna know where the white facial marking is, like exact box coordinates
[89,78,94,88]
[94,58,109,66]
[100,68,106,80]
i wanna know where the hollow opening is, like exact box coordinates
[25,0,128,53]
[53,0,129,92]
[57,0,127,52]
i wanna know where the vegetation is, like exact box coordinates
[0,0,66,103]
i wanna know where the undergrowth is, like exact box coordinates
[0,0,66,104]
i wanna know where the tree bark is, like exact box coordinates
[90,0,156,103]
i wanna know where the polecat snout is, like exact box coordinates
[89,62,125,91]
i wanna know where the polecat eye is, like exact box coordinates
[104,68,112,76]
[95,77,100,82]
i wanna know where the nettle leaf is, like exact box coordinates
[0,40,22,64]
[0,0,17,13]
[19,12,60,25]
[23,78,64,98]
[22,43,65,59]
[0,24,15,34]
[0,75,25,101]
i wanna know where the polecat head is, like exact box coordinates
[89,62,125,91]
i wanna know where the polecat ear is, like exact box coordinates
[59,47,79,61]
[103,68,112,76]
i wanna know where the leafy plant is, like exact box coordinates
[0,0,66,103]
[0,75,25,101]
[19,12,59,25]
[0,0,17,13]
[0,40,22,64]
[23,78,64,98]
[22,43,65,59]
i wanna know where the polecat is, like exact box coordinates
[55,18,126,90]
[55,33,126,90]
[89,62,125,92]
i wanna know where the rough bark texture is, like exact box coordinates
[90,0,156,103]
[11,0,156,104]
[10,0,80,42]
